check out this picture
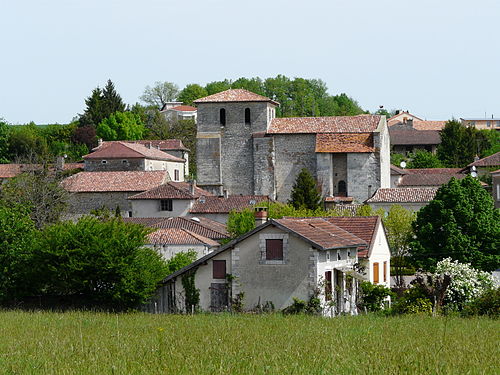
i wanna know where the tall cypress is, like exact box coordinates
[289,168,322,210]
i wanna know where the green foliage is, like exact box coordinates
[0,205,38,302]
[282,296,322,315]
[226,208,255,238]
[393,285,432,315]
[7,123,49,160]
[462,287,500,317]
[390,152,407,167]
[205,80,232,95]
[0,119,10,163]
[177,84,208,106]
[478,129,500,157]
[409,176,500,272]
[407,150,443,168]
[289,168,322,210]
[437,120,485,167]
[165,250,197,275]
[79,80,125,128]
[181,270,200,312]
[34,216,166,309]
[96,111,145,141]
[140,81,179,109]
[359,281,394,312]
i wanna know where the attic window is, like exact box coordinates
[160,199,173,211]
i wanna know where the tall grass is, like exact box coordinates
[0,311,498,374]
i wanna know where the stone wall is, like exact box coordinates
[84,158,145,172]
[347,153,380,202]
[67,191,140,217]
[252,136,275,198]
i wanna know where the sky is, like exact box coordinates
[0,0,499,124]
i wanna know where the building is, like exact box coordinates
[0,162,83,184]
[461,117,500,131]
[491,169,500,208]
[160,102,197,122]
[366,187,438,212]
[463,152,500,176]
[194,89,390,204]
[391,166,467,188]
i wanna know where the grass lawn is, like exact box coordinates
[0,311,498,374]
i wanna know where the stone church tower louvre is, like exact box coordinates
[194,89,390,204]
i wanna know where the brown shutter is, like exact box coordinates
[373,262,379,284]
[383,261,387,283]
[325,271,332,301]
[266,239,283,260]
[213,260,226,279]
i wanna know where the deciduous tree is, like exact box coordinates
[96,111,145,141]
[140,81,180,109]
[177,84,208,106]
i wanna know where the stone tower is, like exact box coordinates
[194,89,278,197]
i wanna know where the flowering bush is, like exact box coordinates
[434,258,494,310]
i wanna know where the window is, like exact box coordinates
[383,261,387,282]
[326,250,331,262]
[174,169,180,181]
[160,199,173,211]
[219,108,226,126]
[101,160,107,164]
[486,121,491,127]
[245,108,251,124]
[122,159,128,164]
[496,121,500,128]
[324,271,332,301]
[266,239,283,260]
[213,260,226,279]
[338,180,347,196]
[373,262,379,284]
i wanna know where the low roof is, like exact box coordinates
[124,216,229,240]
[193,89,279,106]
[413,121,447,131]
[169,105,197,112]
[389,129,441,145]
[268,115,381,134]
[366,188,438,203]
[399,171,466,187]
[190,195,270,214]
[468,152,500,168]
[387,112,424,125]
[129,182,213,200]
[95,140,189,152]
[315,133,375,153]
[85,142,184,162]
[62,171,168,193]
[147,228,219,247]
[0,163,83,178]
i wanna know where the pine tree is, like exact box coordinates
[289,168,322,210]
[102,79,125,116]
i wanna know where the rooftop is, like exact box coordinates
[147,228,219,247]
[268,115,381,134]
[389,129,441,145]
[193,89,279,106]
[190,195,270,214]
[84,141,184,162]
[398,173,466,187]
[62,171,168,193]
[468,152,500,168]
[129,182,213,200]
[366,188,438,203]
[0,163,83,178]
[169,105,197,112]
[315,133,375,153]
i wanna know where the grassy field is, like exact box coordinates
[0,311,498,374]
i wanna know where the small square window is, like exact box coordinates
[266,239,283,260]
[160,199,173,211]
[213,260,226,279]
[122,159,128,164]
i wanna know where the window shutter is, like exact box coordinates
[213,260,226,279]
[383,261,387,282]
[373,262,379,284]
[325,271,332,301]
[266,239,283,260]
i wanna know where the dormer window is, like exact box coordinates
[220,108,226,126]
[245,108,251,124]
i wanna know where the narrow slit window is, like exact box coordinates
[245,108,251,124]
[220,108,226,126]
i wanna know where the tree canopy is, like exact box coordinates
[409,176,500,272]
[289,168,322,210]
[140,81,180,109]
[177,84,208,106]
[407,150,443,169]
[96,111,145,141]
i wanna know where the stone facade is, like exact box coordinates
[66,191,139,218]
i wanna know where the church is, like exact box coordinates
[194,89,390,204]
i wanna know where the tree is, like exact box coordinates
[409,176,500,272]
[102,79,126,116]
[407,150,443,168]
[140,81,179,109]
[78,80,125,128]
[7,123,49,160]
[0,119,10,163]
[437,120,476,167]
[226,208,255,239]
[96,111,145,141]
[34,216,167,309]
[177,84,208,106]
[289,168,322,210]
[205,80,232,95]
[165,250,197,275]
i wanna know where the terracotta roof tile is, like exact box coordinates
[170,105,197,112]
[0,163,84,178]
[366,188,438,203]
[190,195,270,214]
[468,152,500,167]
[399,173,466,187]
[194,89,279,105]
[85,142,184,162]
[147,228,219,246]
[268,115,381,134]
[389,129,441,145]
[316,133,374,153]
[62,171,168,193]
[413,121,447,131]
[95,140,189,152]
[275,217,366,250]
[129,182,213,200]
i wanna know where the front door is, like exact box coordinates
[210,283,229,312]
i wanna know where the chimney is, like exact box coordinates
[407,118,414,128]
[254,207,268,226]
[223,189,229,199]
[189,180,196,195]
[56,155,65,171]
[147,142,152,149]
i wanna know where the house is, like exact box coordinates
[188,194,270,224]
[84,141,186,180]
[391,166,467,188]
[0,162,83,184]
[387,111,424,126]
[491,169,500,208]
[387,111,446,130]
[366,187,438,212]
[147,215,390,315]
[128,181,213,218]
[160,102,197,122]
[463,152,500,177]
[389,127,441,154]
[194,89,390,204]
[461,117,500,131]
[61,170,169,218]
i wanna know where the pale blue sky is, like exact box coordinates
[1,0,498,124]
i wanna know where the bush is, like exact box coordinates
[462,288,500,317]
[359,282,394,312]
[393,285,432,315]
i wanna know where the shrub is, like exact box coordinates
[462,288,500,317]
[393,285,432,315]
[359,282,394,312]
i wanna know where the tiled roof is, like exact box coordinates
[170,105,197,112]
[389,129,441,145]
[325,216,380,258]
[129,182,213,200]
[491,169,500,175]
[324,196,354,203]
[366,188,438,203]
[413,121,447,131]
[190,195,270,214]
[0,163,83,178]
[147,228,219,246]
[468,152,500,167]
[268,115,381,134]
[387,112,424,125]
[390,165,408,175]
[407,168,463,174]
[95,140,189,152]
[315,133,374,153]
[62,171,168,192]
[85,142,184,162]
[124,216,229,240]
[193,89,279,105]
[399,173,465,187]
[275,217,366,250]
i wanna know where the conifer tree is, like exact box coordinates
[289,168,322,210]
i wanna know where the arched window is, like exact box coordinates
[245,108,251,124]
[219,108,226,126]
[338,180,347,196]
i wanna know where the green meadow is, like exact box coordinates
[0,311,498,374]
